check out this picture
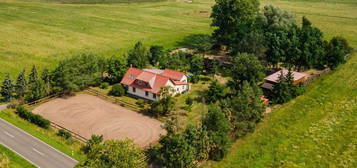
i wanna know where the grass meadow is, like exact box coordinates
[0,0,213,80]
[203,0,357,167]
[0,144,36,168]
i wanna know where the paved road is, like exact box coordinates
[0,113,78,168]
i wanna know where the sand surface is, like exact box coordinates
[32,94,165,147]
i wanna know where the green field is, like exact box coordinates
[0,144,36,168]
[203,0,357,167]
[0,0,213,80]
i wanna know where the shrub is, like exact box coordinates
[109,84,125,97]
[136,99,146,108]
[57,129,72,139]
[99,82,109,89]
[81,134,104,154]
[185,97,193,106]
[15,106,50,129]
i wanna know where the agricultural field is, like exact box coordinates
[0,0,213,80]
[0,144,36,168]
[203,0,357,167]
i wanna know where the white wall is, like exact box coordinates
[126,86,158,101]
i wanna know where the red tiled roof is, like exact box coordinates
[120,68,187,94]
[161,69,185,81]
[172,80,187,85]
[136,71,156,82]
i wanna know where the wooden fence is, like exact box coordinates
[84,88,142,112]
[303,68,331,86]
[51,121,88,142]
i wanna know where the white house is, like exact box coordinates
[120,68,189,101]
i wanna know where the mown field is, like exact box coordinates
[0,0,213,80]
[204,0,357,167]
[0,144,36,168]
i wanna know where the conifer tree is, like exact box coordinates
[1,74,14,102]
[28,65,38,85]
[15,70,27,98]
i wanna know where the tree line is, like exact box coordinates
[211,1,352,71]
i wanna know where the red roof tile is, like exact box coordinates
[161,69,185,81]
[120,68,187,94]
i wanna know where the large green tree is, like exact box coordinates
[202,105,231,161]
[158,133,196,168]
[211,0,260,47]
[257,5,295,30]
[190,54,204,75]
[76,139,147,168]
[297,17,326,70]
[28,65,38,85]
[205,80,226,103]
[231,53,265,85]
[106,56,127,84]
[1,74,14,102]
[224,81,265,138]
[127,41,150,69]
[15,70,27,98]
[326,36,351,69]
[149,45,166,66]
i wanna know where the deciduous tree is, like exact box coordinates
[127,41,150,69]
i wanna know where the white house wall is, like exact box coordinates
[126,86,158,101]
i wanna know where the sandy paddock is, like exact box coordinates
[32,94,165,147]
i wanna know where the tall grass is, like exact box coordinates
[0,144,37,168]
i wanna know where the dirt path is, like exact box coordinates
[32,94,165,148]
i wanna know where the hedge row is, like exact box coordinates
[15,106,50,129]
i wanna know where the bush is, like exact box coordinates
[109,84,125,97]
[57,129,72,139]
[15,106,50,129]
[185,97,193,106]
[136,99,146,108]
[100,82,109,89]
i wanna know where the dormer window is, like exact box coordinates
[129,74,136,80]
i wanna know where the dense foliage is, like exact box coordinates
[76,139,147,168]
[271,70,304,104]
[57,129,72,140]
[81,135,104,154]
[109,84,126,97]
[15,106,50,129]
[211,0,260,48]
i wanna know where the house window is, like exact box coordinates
[133,87,136,93]
[177,88,179,91]
[153,94,157,99]
[145,91,149,96]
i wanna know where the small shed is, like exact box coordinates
[261,69,306,90]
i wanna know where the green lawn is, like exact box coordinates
[0,0,213,80]
[203,0,357,167]
[0,109,85,161]
[0,144,36,168]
